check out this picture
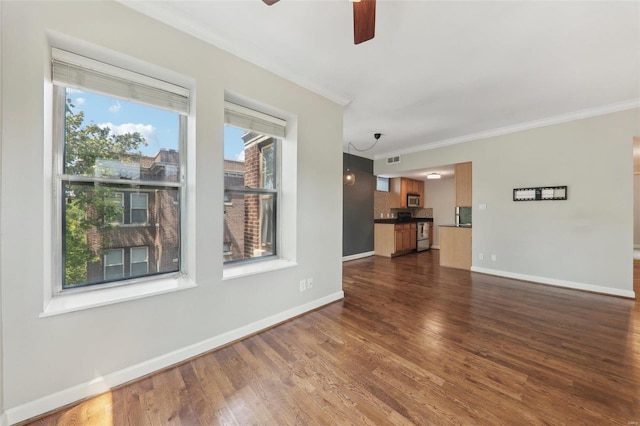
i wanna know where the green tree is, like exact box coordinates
[63,99,147,286]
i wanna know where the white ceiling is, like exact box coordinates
[120,0,640,160]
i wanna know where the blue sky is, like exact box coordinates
[66,88,245,160]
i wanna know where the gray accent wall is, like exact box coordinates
[343,153,374,257]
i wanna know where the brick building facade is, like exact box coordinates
[224,131,276,262]
[83,149,181,283]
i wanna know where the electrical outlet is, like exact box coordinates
[479,253,484,261]
[299,279,306,292]
[491,254,497,262]
[307,278,313,289]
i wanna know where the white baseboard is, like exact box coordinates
[5,291,344,425]
[342,251,375,262]
[471,266,635,299]
[430,245,440,250]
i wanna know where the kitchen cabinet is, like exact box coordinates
[396,223,417,253]
[390,178,425,208]
[455,162,472,206]
[439,225,472,270]
[374,222,417,257]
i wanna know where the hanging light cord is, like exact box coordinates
[347,133,381,153]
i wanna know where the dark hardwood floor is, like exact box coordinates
[23,251,640,425]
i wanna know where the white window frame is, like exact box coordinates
[103,249,124,280]
[130,246,149,276]
[130,193,149,224]
[223,108,282,266]
[222,99,297,279]
[42,45,197,317]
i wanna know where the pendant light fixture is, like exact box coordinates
[344,133,382,186]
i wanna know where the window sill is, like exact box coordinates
[40,274,197,317]
[223,258,297,280]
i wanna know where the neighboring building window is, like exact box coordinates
[130,193,148,224]
[104,249,124,280]
[223,102,285,264]
[130,246,149,277]
[223,241,232,256]
[52,48,188,290]
[109,192,125,224]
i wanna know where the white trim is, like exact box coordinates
[0,412,7,426]
[471,266,635,299]
[114,1,352,107]
[374,99,640,160]
[7,291,344,425]
[223,258,297,280]
[430,245,440,250]
[633,250,640,260]
[342,251,375,262]
[41,274,197,317]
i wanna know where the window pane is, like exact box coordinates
[131,262,148,277]
[131,246,147,263]
[222,192,276,262]
[131,209,148,224]
[376,177,389,192]
[131,193,148,209]
[104,249,123,266]
[224,122,279,264]
[105,265,124,280]
[110,193,125,223]
[63,88,180,183]
[63,182,180,288]
[261,143,275,190]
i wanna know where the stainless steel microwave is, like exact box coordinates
[407,194,420,207]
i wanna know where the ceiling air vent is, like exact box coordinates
[386,155,401,165]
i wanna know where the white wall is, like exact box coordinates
[376,108,639,297]
[424,177,455,248]
[0,0,4,423]
[635,175,640,248]
[1,1,343,422]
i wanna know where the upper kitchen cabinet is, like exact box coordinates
[390,178,425,208]
[455,162,472,206]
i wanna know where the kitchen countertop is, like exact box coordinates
[374,218,434,224]
[439,224,472,228]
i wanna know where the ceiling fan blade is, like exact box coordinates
[353,0,376,44]
[262,0,279,5]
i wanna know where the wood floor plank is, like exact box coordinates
[19,251,640,425]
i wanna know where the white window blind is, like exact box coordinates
[224,102,286,139]
[51,48,190,115]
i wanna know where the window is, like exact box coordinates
[52,48,188,290]
[104,249,124,280]
[223,102,285,264]
[130,193,148,224]
[376,176,390,192]
[109,192,125,224]
[130,246,149,277]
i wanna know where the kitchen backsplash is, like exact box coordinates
[374,190,433,219]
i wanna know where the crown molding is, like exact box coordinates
[115,1,352,107]
[374,98,640,160]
